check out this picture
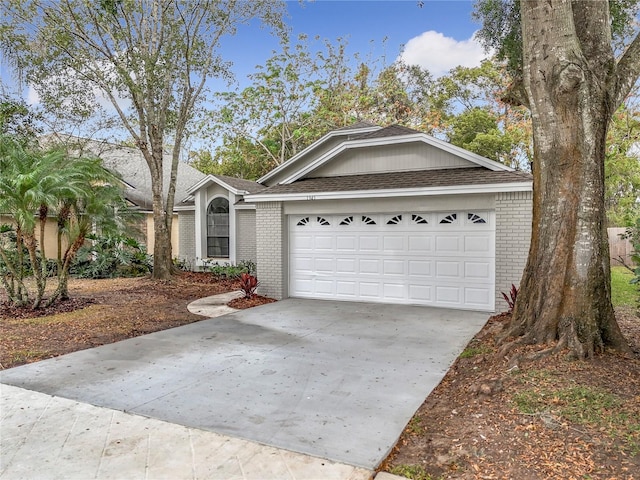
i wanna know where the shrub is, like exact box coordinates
[239,273,259,298]
[501,284,519,313]
[70,234,152,279]
[202,259,256,279]
[620,219,640,291]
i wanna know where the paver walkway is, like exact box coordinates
[1,384,372,480]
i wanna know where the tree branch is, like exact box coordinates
[612,32,640,109]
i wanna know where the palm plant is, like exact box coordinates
[0,134,133,308]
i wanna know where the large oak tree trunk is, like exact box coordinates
[507,0,631,358]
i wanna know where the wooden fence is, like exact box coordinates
[608,227,635,267]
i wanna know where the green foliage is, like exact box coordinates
[388,464,439,480]
[70,234,152,279]
[202,260,254,280]
[473,0,640,77]
[611,266,637,307]
[0,132,135,307]
[459,344,493,358]
[210,35,437,177]
[605,105,640,227]
[0,94,41,143]
[448,107,514,163]
[619,219,640,296]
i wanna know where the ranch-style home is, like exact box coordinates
[183,122,533,313]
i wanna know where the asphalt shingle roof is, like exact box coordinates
[213,175,266,194]
[351,124,422,140]
[258,168,532,195]
[41,135,206,209]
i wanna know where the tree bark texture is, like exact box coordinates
[510,0,633,357]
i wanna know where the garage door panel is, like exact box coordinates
[336,281,356,296]
[291,256,313,272]
[464,287,492,306]
[435,235,461,253]
[336,236,357,251]
[408,235,432,252]
[464,235,492,253]
[314,257,335,273]
[359,258,381,274]
[436,261,461,278]
[383,283,405,300]
[290,211,495,311]
[315,279,334,295]
[359,236,379,251]
[409,284,432,302]
[383,236,405,251]
[436,285,461,304]
[464,261,492,280]
[359,282,381,297]
[336,258,357,274]
[383,259,405,275]
[293,235,314,250]
[292,277,313,294]
[408,260,432,276]
[314,236,333,250]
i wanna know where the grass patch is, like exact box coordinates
[10,349,50,364]
[611,266,637,307]
[21,305,108,326]
[459,345,493,358]
[512,382,640,454]
[405,416,425,435]
[389,464,440,480]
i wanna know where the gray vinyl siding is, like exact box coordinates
[312,142,476,178]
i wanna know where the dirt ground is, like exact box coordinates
[2,276,639,479]
[381,306,640,480]
[0,272,272,368]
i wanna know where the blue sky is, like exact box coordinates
[223,0,483,83]
[1,1,485,100]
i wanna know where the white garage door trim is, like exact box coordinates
[289,211,495,311]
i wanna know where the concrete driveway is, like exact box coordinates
[0,299,488,469]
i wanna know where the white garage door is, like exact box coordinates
[289,211,495,311]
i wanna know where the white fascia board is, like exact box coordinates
[186,174,246,196]
[244,181,532,203]
[172,205,196,211]
[257,125,382,184]
[234,202,256,210]
[281,133,514,185]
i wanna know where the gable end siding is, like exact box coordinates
[495,191,532,311]
[311,142,477,178]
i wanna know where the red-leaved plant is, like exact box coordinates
[501,284,519,313]
[239,273,259,299]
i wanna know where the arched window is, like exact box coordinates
[207,197,229,257]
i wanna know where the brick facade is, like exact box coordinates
[236,210,257,264]
[495,191,533,311]
[256,202,287,299]
[178,211,196,270]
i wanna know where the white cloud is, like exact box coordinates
[26,85,40,105]
[400,30,489,77]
